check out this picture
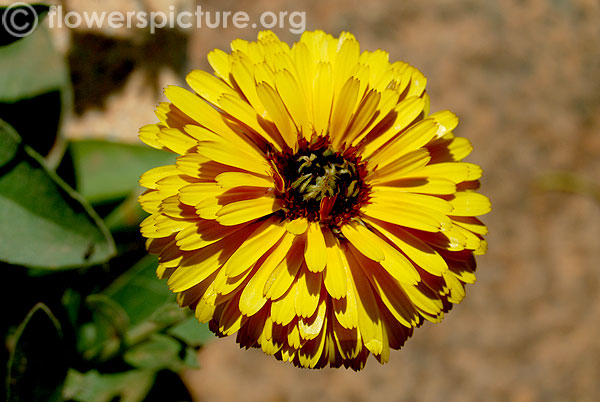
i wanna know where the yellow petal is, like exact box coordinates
[304,222,327,272]
[346,248,384,355]
[217,93,284,151]
[195,140,270,176]
[297,315,327,368]
[154,101,193,130]
[138,124,164,150]
[401,162,482,183]
[359,49,390,90]
[229,56,267,116]
[428,136,473,163]
[348,64,371,106]
[340,222,385,262]
[216,196,281,226]
[207,48,232,84]
[175,220,244,251]
[360,96,425,159]
[264,237,304,300]
[175,153,209,177]
[322,229,348,299]
[474,239,488,255]
[344,89,381,145]
[270,282,298,326]
[451,216,488,236]
[186,69,237,106]
[287,320,302,349]
[376,241,420,286]
[443,271,466,304]
[375,177,457,195]
[429,110,458,137]
[332,247,358,329]
[311,62,334,137]
[177,182,221,208]
[167,237,241,292]
[216,172,274,189]
[370,189,453,214]
[371,272,419,328]
[160,197,200,220]
[354,243,420,327]
[330,78,360,148]
[156,127,198,154]
[368,149,431,184]
[365,217,448,276]
[138,190,164,214]
[256,81,298,149]
[139,165,179,190]
[253,61,276,88]
[223,218,286,277]
[165,86,248,147]
[362,201,448,232]
[449,192,492,216]
[290,42,314,115]
[351,89,400,146]
[332,34,360,98]
[274,69,311,138]
[285,218,308,235]
[332,291,358,331]
[332,317,361,360]
[401,283,444,321]
[369,119,439,169]
[155,174,197,195]
[140,214,188,238]
[209,257,255,299]
[294,268,322,318]
[299,296,326,340]
[239,232,295,316]
[390,61,411,94]
[218,294,246,336]
[156,238,183,268]
[258,317,283,355]
[195,298,217,322]
[406,68,427,98]
[448,222,482,251]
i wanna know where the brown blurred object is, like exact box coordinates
[56,0,600,400]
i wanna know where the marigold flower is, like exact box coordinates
[138,30,490,370]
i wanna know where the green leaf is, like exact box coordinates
[0,120,20,166]
[168,316,214,347]
[0,21,67,102]
[61,288,82,328]
[62,369,154,402]
[0,120,115,269]
[103,189,148,232]
[86,294,130,334]
[103,255,174,327]
[0,6,72,160]
[6,303,67,402]
[123,334,182,371]
[77,294,130,362]
[182,346,201,368]
[69,139,175,205]
[0,4,50,47]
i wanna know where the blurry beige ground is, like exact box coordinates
[53,0,600,400]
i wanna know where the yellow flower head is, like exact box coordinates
[139,30,490,370]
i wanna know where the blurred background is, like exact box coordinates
[1,0,599,401]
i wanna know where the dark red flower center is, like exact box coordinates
[269,137,370,227]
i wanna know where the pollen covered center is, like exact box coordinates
[271,138,369,226]
[290,148,358,202]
